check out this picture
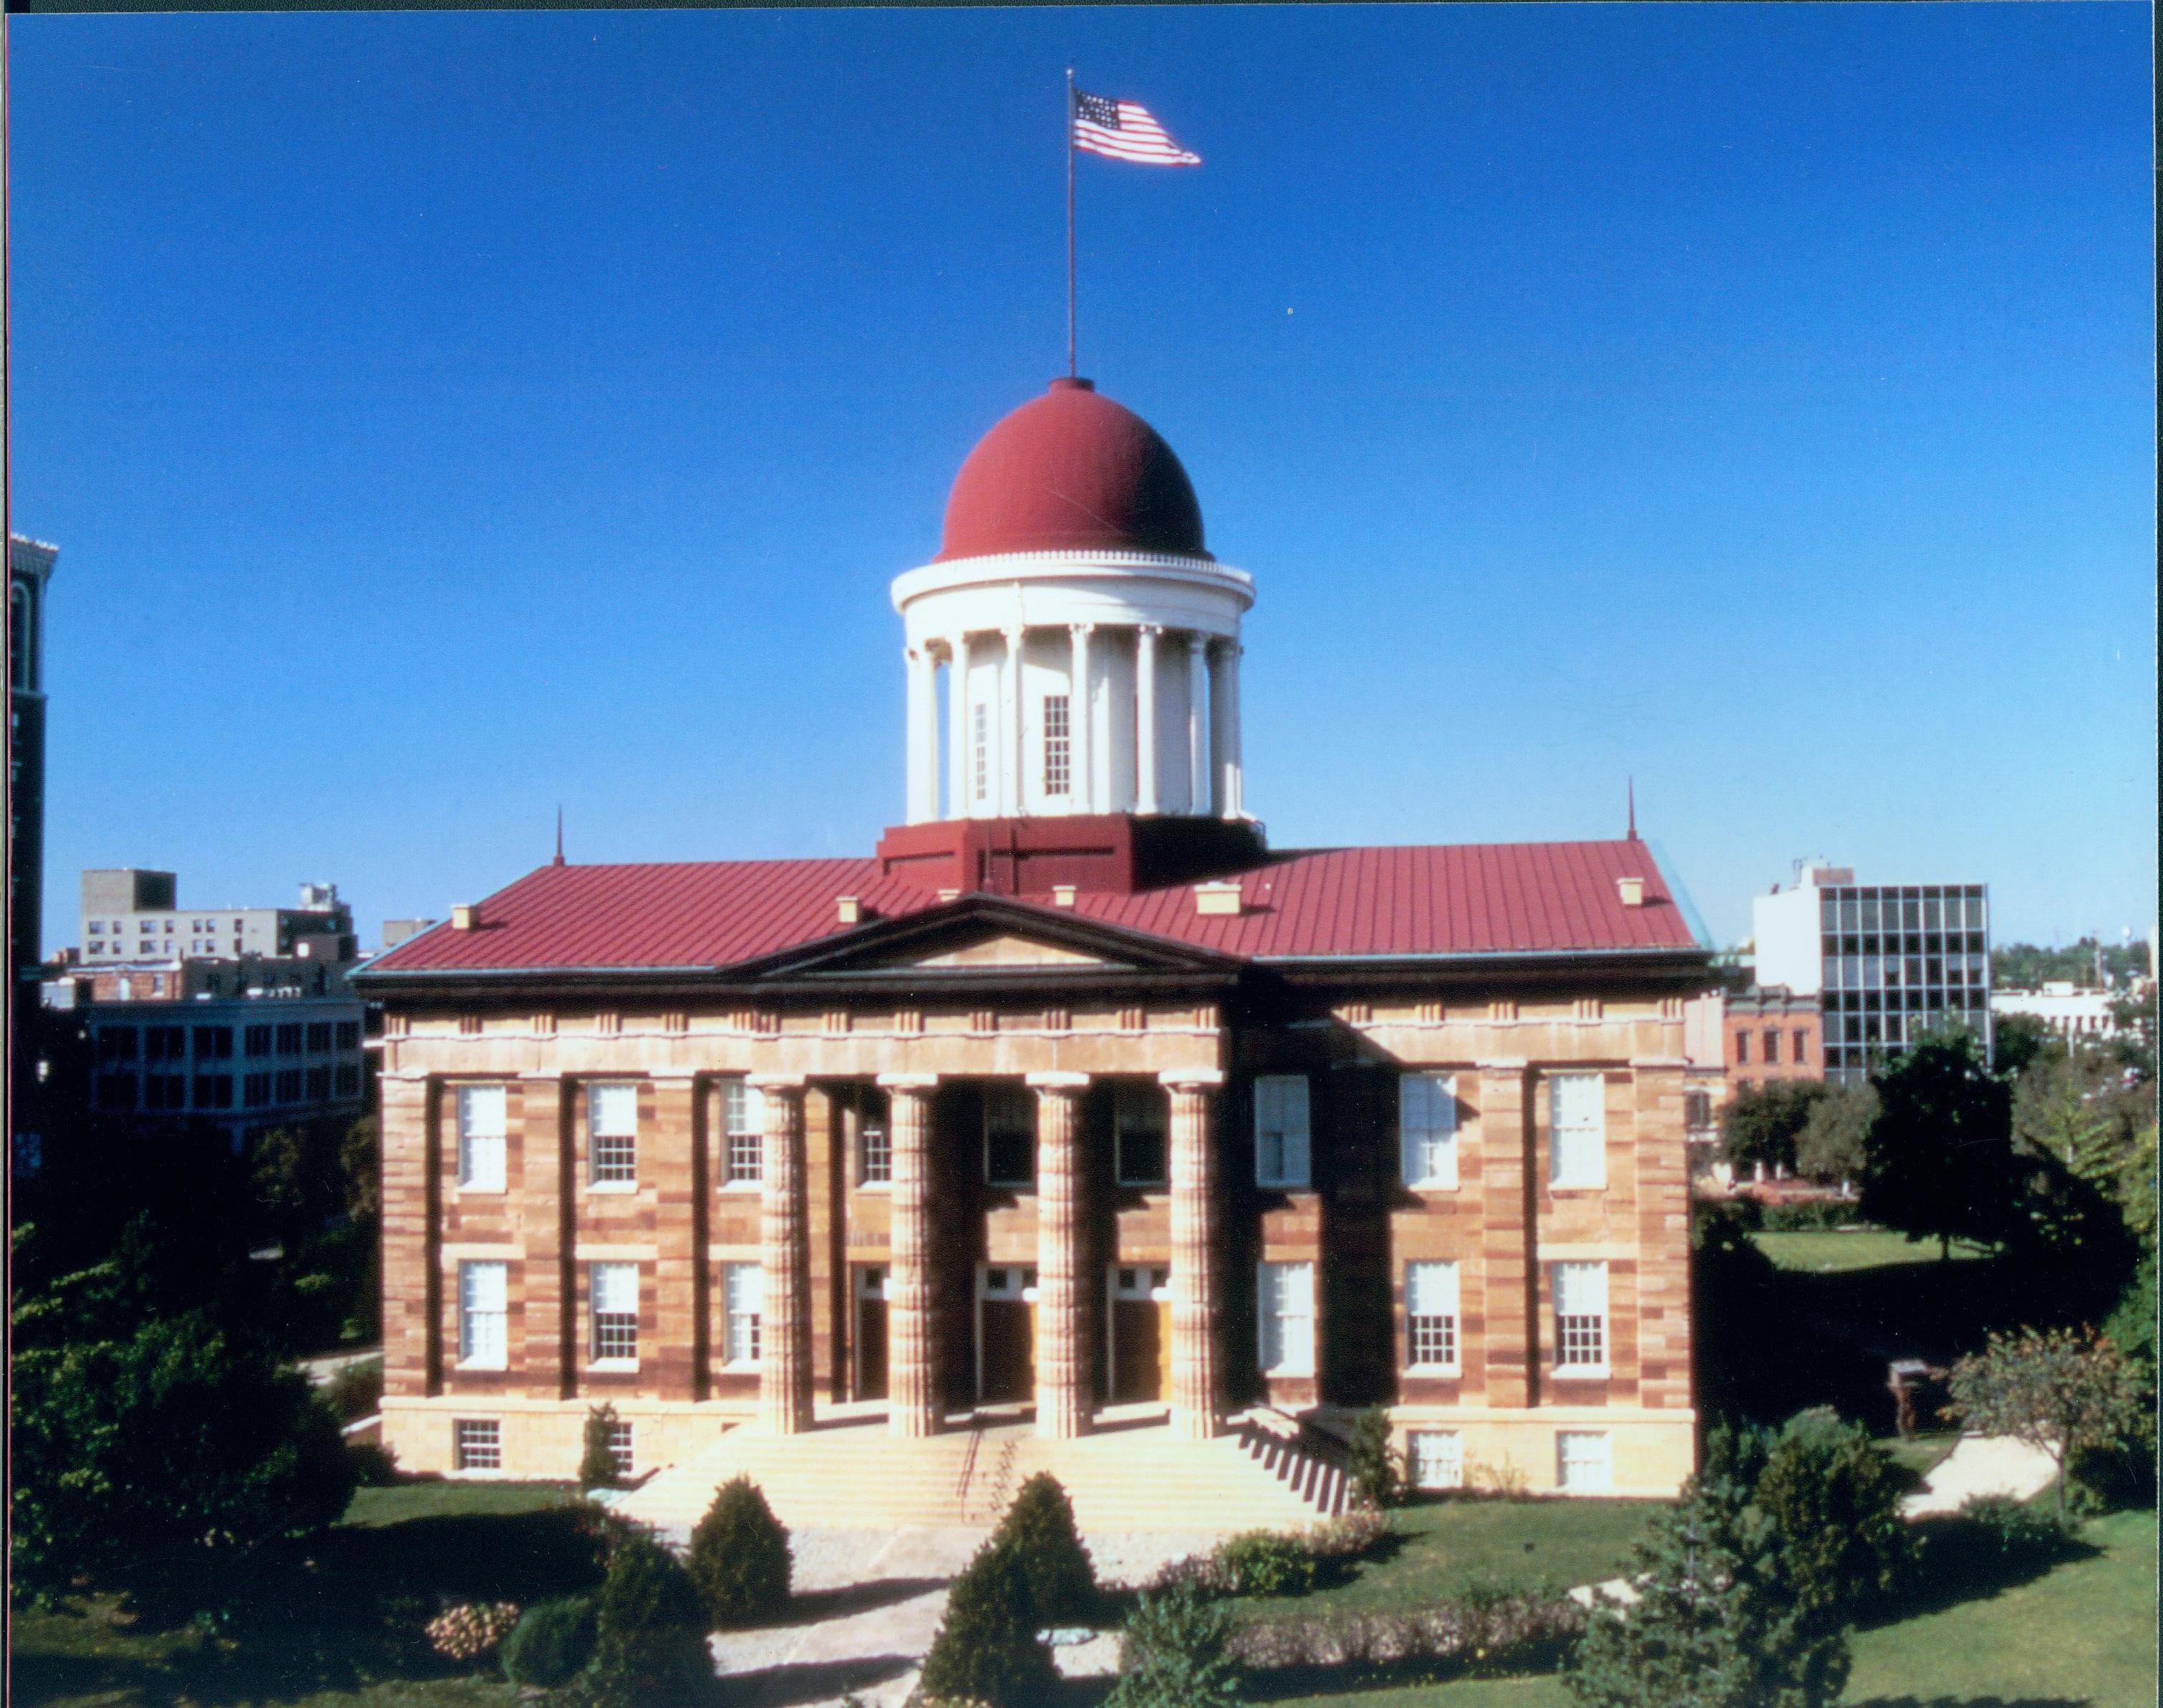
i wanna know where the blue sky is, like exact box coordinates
[9,4,2154,953]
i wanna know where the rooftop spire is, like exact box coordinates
[1627,777,1637,841]
[553,806,565,867]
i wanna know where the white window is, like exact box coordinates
[1042,693,1070,797]
[453,1418,501,1472]
[590,1262,639,1364]
[606,1420,634,1479]
[972,702,991,804]
[1548,1073,1606,1188]
[1410,1430,1464,1490]
[859,1117,891,1185]
[722,1080,764,1188]
[1399,1072,1458,1188]
[589,1083,637,1186]
[1115,1081,1168,1185]
[1254,1075,1311,1188]
[1257,1260,1315,1376]
[458,1261,508,1369]
[1558,1430,1612,1493]
[722,1261,763,1367]
[1405,1260,1460,1372]
[1554,1261,1609,1373]
[457,1085,508,1192]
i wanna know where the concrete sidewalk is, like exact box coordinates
[1898,1432,2059,1516]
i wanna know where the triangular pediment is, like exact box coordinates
[907,933,1109,969]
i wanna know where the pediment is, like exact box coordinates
[906,933,1110,970]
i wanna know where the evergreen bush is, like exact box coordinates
[1754,1408,1913,1630]
[1106,1578,1243,1708]
[989,1472,1096,1624]
[916,1537,1060,1707]
[1344,1407,1403,1510]
[579,1402,624,1492]
[588,1528,711,1707]
[686,1475,793,1628]
[1211,1530,1316,1598]
[501,1596,599,1688]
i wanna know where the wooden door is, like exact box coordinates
[1109,1264,1171,1402]
[977,1265,1037,1402]
[856,1266,888,1401]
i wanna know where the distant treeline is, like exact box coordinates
[1994,937,2152,991]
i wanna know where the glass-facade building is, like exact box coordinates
[1816,884,1990,1083]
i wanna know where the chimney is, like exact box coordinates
[1616,877,1645,908]
[1051,884,1078,908]
[452,903,480,931]
[1194,881,1244,917]
[836,896,863,926]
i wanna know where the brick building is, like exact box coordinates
[1723,986,1824,1096]
[358,378,1713,1501]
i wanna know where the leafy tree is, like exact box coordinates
[581,1402,625,1492]
[1343,1406,1403,1510]
[989,1472,1096,1625]
[1567,1430,1848,1708]
[1105,1578,1244,1708]
[1753,1410,1912,1631]
[1989,1012,2056,1079]
[916,1537,1060,1707]
[1721,1081,1828,1177]
[685,1475,791,1627]
[587,1528,711,1707]
[2106,987,2157,1080]
[10,1306,355,1603]
[1795,1086,1876,1186]
[1859,1029,2015,1258]
[1947,1326,2150,1515]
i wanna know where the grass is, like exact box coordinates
[1753,1229,1992,1273]
[1876,1431,1960,1485]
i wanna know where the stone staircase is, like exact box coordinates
[618,1408,1347,1538]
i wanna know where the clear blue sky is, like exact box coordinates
[9,4,2154,954]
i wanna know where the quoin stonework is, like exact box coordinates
[357,377,1712,1502]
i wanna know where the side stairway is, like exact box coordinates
[618,1409,1347,1537]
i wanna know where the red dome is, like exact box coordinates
[935,378,1209,563]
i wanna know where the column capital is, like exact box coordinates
[1067,620,1095,638]
[1025,1070,1091,1091]
[747,1072,808,1093]
[1138,621,1164,637]
[1158,1067,1226,1090]
[876,1071,940,1090]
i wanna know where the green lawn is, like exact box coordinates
[1875,1430,1959,1485]
[1752,1228,1991,1273]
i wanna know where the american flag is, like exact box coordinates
[1073,90,1201,167]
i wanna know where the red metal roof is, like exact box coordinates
[365,839,1699,976]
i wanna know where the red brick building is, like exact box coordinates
[1724,986,1824,1097]
[357,379,1713,1500]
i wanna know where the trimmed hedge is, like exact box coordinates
[687,1475,791,1628]
[501,1596,599,1688]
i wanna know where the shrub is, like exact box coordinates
[1228,1586,1584,1678]
[989,1472,1096,1625]
[1302,1508,1391,1577]
[1760,1200,1863,1233]
[1754,1408,1913,1631]
[427,1600,521,1663]
[1957,1494,2080,1565]
[916,1537,1060,1707]
[1212,1529,1316,1598]
[686,1475,792,1628]
[580,1402,624,1492]
[1106,1578,1242,1708]
[502,1596,599,1687]
[589,1528,712,1707]
[1344,1407,1403,1510]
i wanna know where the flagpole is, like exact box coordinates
[1065,67,1076,379]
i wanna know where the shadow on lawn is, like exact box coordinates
[770,1576,949,1624]
[720,1654,916,1708]
[1847,1698,2090,1707]
[1860,1518,2102,1630]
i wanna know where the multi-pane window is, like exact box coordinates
[306,1066,331,1100]
[1257,1260,1315,1376]
[1042,693,1071,797]
[1557,1431,1612,1492]
[453,1419,501,1472]
[458,1085,508,1192]
[243,1073,271,1109]
[606,1420,634,1479]
[1410,1430,1464,1490]
[1254,1075,1311,1188]
[589,1083,638,1186]
[459,1261,508,1369]
[1399,1072,1458,1188]
[195,1026,233,1059]
[1684,1090,1714,1132]
[1116,1082,1168,1185]
[859,1118,891,1185]
[1763,1029,1781,1065]
[337,1021,361,1050]
[1405,1260,1461,1371]
[722,1262,763,1367]
[1553,1261,1609,1372]
[306,1022,332,1052]
[244,1024,273,1057]
[276,1069,304,1103]
[722,1080,764,1187]
[1548,1074,1605,1188]
[276,1023,303,1055]
[1792,1029,1809,1063]
[984,1084,1035,1188]
[589,1263,639,1364]
[972,703,991,804]
[1733,1030,1750,1064]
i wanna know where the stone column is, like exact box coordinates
[1068,623,1094,813]
[1136,625,1161,815]
[949,633,974,817]
[1163,1067,1226,1439]
[752,1074,813,1433]
[1002,626,1026,816]
[1029,1072,1091,1437]
[1185,634,1209,816]
[880,1073,942,1437]
[906,645,938,824]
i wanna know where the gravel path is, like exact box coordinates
[1898,1432,2060,1516]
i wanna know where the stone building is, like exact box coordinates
[358,378,1712,1503]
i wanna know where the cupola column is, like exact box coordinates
[1211,641,1244,820]
[1068,624,1095,815]
[1135,625,1161,815]
[880,1074,943,1437]
[949,633,975,817]
[1002,626,1026,817]
[906,646,938,824]
[1186,634,1210,817]
[750,1074,813,1435]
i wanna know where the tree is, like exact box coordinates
[1990,1011,2055,1080]
[1721,1081,1828,1177]
[1795,1086,1876,1186]
[1343,1406,1403,1510]
[989,1472,1096,1626]
[1947,1326,2150,1515]
[581,1403,625,1492]
[1567,1430,1848,1708]
[916,1538,1060,1707]
[587,1528,712,1707]
[1859,1029,2016,1258]
[1752,1410,1912,1631]
[686,1475,792,1627]
[1105,1578,1244,1708]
